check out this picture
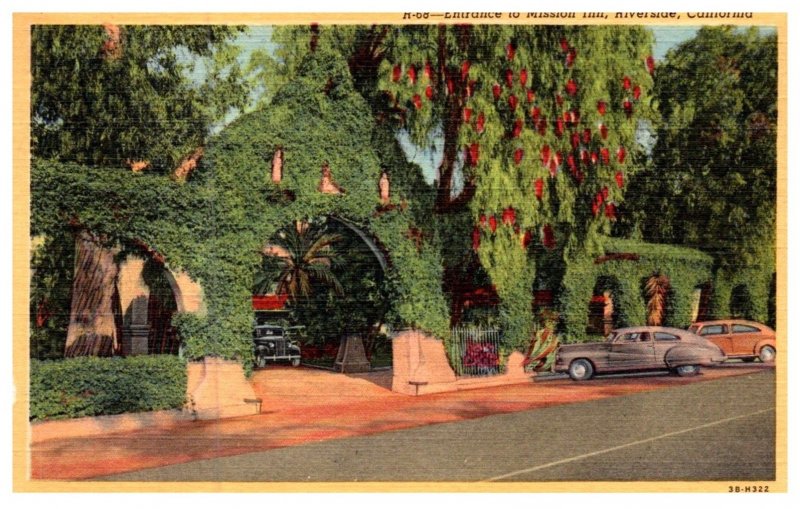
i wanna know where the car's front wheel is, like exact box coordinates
[758,345,776,363]
[674,364,700,377]
[568,359,594,381]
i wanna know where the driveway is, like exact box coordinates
[29,362,773,480]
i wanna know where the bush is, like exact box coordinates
[30,355,187,421]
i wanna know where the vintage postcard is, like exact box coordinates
[12,10,787,494]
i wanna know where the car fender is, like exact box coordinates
[664,345,706,368]
[753,338,776,356]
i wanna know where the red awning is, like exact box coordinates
[252,294,289,311]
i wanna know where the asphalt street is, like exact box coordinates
[103,369,775,482]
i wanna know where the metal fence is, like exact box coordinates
[449,327,505,377]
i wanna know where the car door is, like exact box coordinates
[697,324,732,354]
[608,332,655,370]
[652,331,681,367]
[730,323,761,356]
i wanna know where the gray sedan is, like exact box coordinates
[554,326,727,381]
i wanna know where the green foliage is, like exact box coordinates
[559,238,714,342]
[30,355,187,421]
[31,25,247,170]
[30,233,75,359]
[624,27,777,270]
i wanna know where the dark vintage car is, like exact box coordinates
[554,326,727,381]
[253,324,302,368]
[688,320,776,363]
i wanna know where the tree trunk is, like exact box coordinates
[64,231,121,357]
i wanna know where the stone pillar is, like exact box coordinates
[391,330,457,395]
[186,357,261,420]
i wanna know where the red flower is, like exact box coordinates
[595,192,604,206]
[463,107,473,123]
[461,60,471,81]
[633,85,641,100]
[605,203,617,220]
[600,147,610,165]
[568,109,580,125]
[489,215,498,233]
[560,37,569,52]
[465,80,476,98]
[392,64,402,82]
[423,61,433,79]
[537,117,547,135]
[616,146,626,164]
[541,144,551,165]
[480,214,487,227]
[592,201,599,216]
[412,94,422,110]
[623,99,633,118]
[407,65,417,84]
[492,83,501,100]
[472,227,481,251]
[520,68,528,87]
[542,224,556,249]
[502,207,516,225]
[615,171,624,189]
[522,230,532,249]
[567,153,577,171]
[591,152,598,165]
[476,113,486,134]
[554,151,563,167]
[425,86,433,100]
[514,148,524,165]
[583,128,592,144]
[566,48,576,67]
[646,55,655,75]
[447,79,455,95]
[597,100,607,115]
[600,123,609,140]
[505,68,514,88]
[531,106,541,121]
[508,94,518,111]
[566,78,578,96]
[602,186,609,201]
[554,118,564,137]
[512,118,523,138]
[467,142,480,166]
[527,89,536,103]
[571,132,580,150]
[581,149,590,165]
[506,43,516,60]
[534,178,544,200]
[622,75,631,90]
[549,158,558,177]
[556,94,564,106]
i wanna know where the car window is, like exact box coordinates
[617,333,637,342]
[654,332,680,341]
[731,324,760,334]
[699,324,727,335]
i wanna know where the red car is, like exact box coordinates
[688,320,776,363]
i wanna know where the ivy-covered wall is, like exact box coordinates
[31,49,450,363]
[558,238,714,342]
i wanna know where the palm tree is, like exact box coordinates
[254,221,344,302]
[644,273,671,326]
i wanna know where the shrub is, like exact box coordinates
[30,355,187,421]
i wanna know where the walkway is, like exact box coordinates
[29,363,772,480]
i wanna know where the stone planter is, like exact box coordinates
[186,357,261,420]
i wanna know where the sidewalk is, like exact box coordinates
[29,363,771,480]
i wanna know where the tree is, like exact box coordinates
[623,27,777,269]
[31,24,247,171]
[253,25,658,347]
[256,221,344,303]
[31,25,248,357]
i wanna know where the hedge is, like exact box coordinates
[30,355,187,421]
[558,238,714,342]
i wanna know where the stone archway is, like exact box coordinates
[117,255,205,355]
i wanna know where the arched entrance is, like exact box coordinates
[587,276,621,335]
[253,217,391,370]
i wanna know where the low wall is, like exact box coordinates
[391,330,534,395]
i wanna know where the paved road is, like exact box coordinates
[104,370,775,482]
